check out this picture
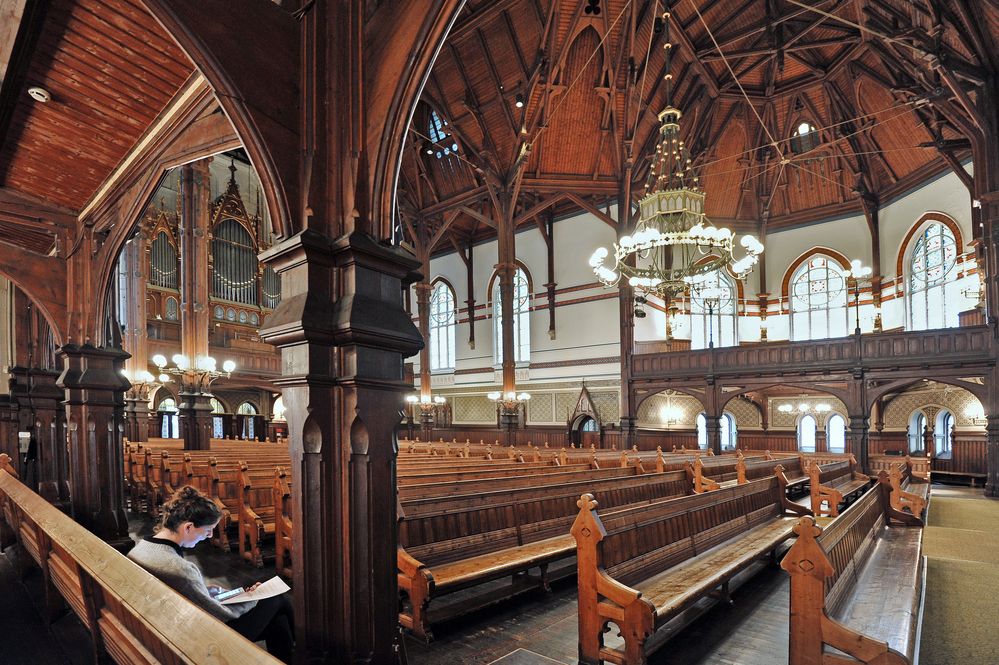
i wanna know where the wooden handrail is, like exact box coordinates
[0,469,281,663]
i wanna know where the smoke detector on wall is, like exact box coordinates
[27,86,51,103]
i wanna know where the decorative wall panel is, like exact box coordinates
[453,395,495,424]
[636,391,703,428]
[527,393,556,424]
[881,384,983,430]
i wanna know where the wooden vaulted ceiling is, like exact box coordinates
[398,0,996,255]
[0,0,194,254]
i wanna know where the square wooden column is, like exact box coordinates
[259,230,423,663]
[57,343,131,545]
[9,366,67,505]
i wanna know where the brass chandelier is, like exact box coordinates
[588,9,763,305]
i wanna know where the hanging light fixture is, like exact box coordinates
[588,9,763,304]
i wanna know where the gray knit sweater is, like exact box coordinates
[128,537,257,622]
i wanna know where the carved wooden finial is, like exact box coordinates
[707,449,715,456]
[544,441,550,448]
[671,445,677,453]
[632,445,639,453]
[577,493,598,512]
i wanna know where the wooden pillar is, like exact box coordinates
[703,414,722,455]
[847,415,870,473]
[9,366,66,504]
[617,173,636,447]
[543,212,556,340]
[57,343,130,545]
[178,159,214,451]
[463,239,476,349]
[259,231,422,663]
[0,395,17,470]
[495,188,517,397]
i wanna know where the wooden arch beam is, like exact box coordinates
[0,239,67,344]
[139,0,298,238]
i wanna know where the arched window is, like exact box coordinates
[429,281,456,371]
[237,402,257,440]
[908,222,959,330]
[493,267,531,365]
[210,398,225,439]
[908,411,926,453]
[582,418,599,432]
[158,397,179,439]
[272,396,286,422]
[212,219,257,305]
[798,414,817,452]
[934,410,954,455]
[696,413,707,450]
[165,296,179,321]
[826,414,846,453]
[149,231,178,289]
[790,255,848,340]
[689,270,737,349]
[721,412,737,450]
[790,121,818,155]
[427,110,459,159]
[262,266,282,309]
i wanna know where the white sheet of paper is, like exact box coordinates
[220,576,291,605]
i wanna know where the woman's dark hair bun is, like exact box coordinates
[160,485,222,531]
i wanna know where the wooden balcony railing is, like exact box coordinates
[631,325,994,380]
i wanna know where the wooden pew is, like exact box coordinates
[807,458,872,517]
[0,462,282,664]
[237,461,281,567]
[570,468,809,665]
[273,467,293,578]
[397,470,690,641]
[782,479,924,665]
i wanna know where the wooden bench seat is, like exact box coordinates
[807,458,872,517]
[782,476,925,665]
[0,459,281,664]
[571,469,809,665]
[399,464,644,500]
[397,469,691,641]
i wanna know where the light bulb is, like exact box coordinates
[152,354,167,368]
[142,371,155,383]
[405,395,418,404]
[487,392,501,401]
[517,393,531,401]
[222,360,236,373]
[158,374,169,383]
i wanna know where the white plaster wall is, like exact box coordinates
[415,167,978,377]
[414,207,621,387]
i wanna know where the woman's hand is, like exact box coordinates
[207,585,224,597]
[245,582,263,593]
